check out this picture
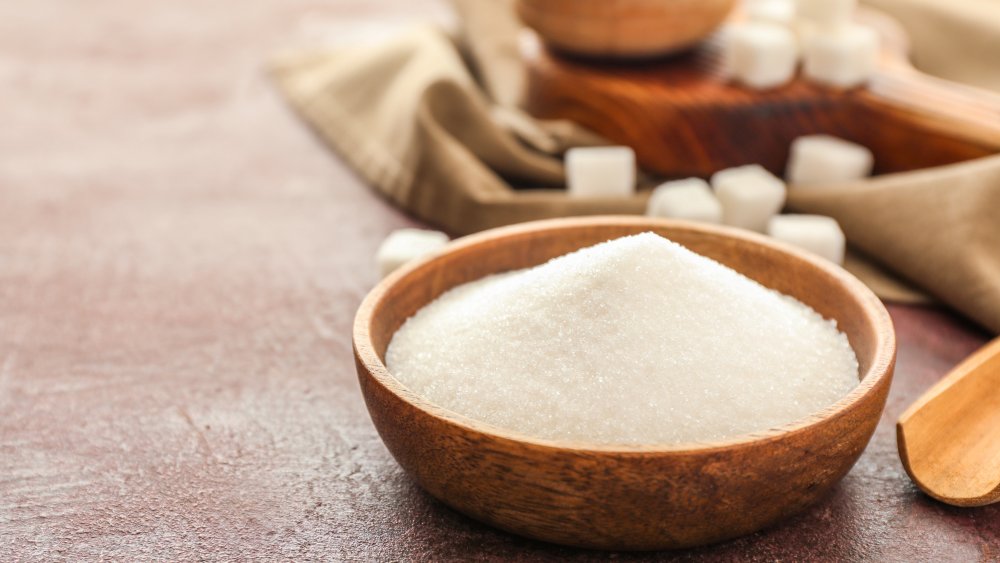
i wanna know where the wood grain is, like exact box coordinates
[521,10,1000,178]
[898,337,1000,507]
[354,216,896,550]
[1,0,999,560]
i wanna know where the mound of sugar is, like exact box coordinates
[386,233,859,445]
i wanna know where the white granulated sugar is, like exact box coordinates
[386,233,859,446]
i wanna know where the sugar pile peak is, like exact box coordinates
[387,233,858,445]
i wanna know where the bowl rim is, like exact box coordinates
[353,216,896,455]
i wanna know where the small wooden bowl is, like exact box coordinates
[516,0,736,59]
[353,216,896,550]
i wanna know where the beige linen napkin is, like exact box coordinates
[865,0,1000,92]
[787,157,1000,334]
[270,0,1000,334]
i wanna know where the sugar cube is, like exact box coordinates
[725,22,799,90]
[745,0,796,26]
[767,214,846,264]
[646,178,723,224]
[711,165,787,232]
[795,0,856,28]
[565,147,636,198]
[786,134,874,186]
[376,228,449,278]
[793,19,819,45]
[802,24,879,88]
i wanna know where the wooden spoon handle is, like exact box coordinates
[858,69,1000,154]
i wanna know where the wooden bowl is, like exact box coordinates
[516,0,736,59]
[353,216,896,550]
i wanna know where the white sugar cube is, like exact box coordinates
[802,24,878,88]
[725,22,799,90]
[711,165,787,232]
[646,178,723,223]
[376,228,449,278]
[745,0,796,26]
[565,147,636,198]
[795,0,855,28]
[793,20,819,45]
[767,214,846,264]
[786,135,874,186]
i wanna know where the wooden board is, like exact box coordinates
[522,9,1000,178]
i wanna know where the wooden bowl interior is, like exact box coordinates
[369,219,880,398]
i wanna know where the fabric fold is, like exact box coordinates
[271,26,648,235]
[788,157,1000,332]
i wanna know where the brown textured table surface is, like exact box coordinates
[1,0,997,560]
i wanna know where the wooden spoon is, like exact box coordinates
[897,337,1000,507]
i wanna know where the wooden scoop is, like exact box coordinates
[897,337,1000,507]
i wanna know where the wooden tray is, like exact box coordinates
[521,9,1000,178]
